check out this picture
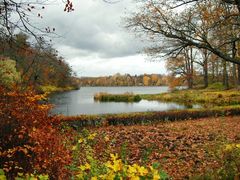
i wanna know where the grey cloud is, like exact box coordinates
[41,0,143,59]
[35,0,166,76]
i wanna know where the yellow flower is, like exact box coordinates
[79,163,91,171]
[225,144,234,151]
[91,176,98,180]
[100,172,115,180]
[99,174,107,179]
[72,146,77,151]
[153,173,161,180]
[110,153,118,161]
[88,133,97,140]
[114,160,122,172]
[128,165,137,176]
[76,174,83,179]
[78,138,84,143]
[79,165,86,171]
[85,163,91,170]
[150,166,160,180]
[130,176,140,180]
[137,166,148,176]
[114,161,122,172]
[105,156,122,173]
[236,144,240,148]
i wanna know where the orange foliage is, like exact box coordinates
[90,116,240,179]
[167,76,183,90]
[0,86,72,179]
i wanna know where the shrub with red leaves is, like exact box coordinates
[0,86,72,179]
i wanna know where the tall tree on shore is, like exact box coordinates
[125,0,240,65]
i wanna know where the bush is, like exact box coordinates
[94,92,142,102]
[0,86,72,179]
[63,106,240,128]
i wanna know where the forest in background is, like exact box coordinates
[79,73,168,86]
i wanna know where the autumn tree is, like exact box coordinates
[168,0,240,13]
[126,0,240,84]
[0,33,76,90]
[142,74,151,86]
[166,47,195,88]
[0,57,21,89]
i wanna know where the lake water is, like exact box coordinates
[49,86,196,115]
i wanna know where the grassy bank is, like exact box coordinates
[38,85,79,94]
[94,92,141,102]
[141,88,240,107]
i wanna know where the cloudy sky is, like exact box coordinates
[39,0,166,77]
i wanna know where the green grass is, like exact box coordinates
[94,92,142,102]
[38,85,78,94]
[207,82,226,90]
[140,88,240,107]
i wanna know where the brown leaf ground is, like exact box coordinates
[87,116,240,179]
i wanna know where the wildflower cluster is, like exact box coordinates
[214,143,240,179]
[76,153,168,179]
[224,143,240,151]
[72,132,97,151]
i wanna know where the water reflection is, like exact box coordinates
[49,86,197,116]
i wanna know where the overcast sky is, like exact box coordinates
[39,0,166,77]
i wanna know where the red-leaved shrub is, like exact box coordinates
[0,86,72,179]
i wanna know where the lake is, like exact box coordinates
[49,86,196,115]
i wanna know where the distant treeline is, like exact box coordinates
[79,73,168,86]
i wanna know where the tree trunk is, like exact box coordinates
[232,41,238,87]
[238,65,240,85]
[189,47,194,88]
[216,60,219,82]
[232,63,237,86]
[203,49,208,88]
[211,61,215,83]
[184,47,194,89]
[223,60,229,89]
[235,40,240,86]
[203,61,208,88]
[187,74,192,89]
